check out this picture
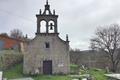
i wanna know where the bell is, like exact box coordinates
[50,26,53,30]
[50,23,53,30]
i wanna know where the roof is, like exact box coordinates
[0,35,24,49]
[0,35,24,42]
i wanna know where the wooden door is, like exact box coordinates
[43,60,52,74]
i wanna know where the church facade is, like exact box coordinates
[23,1,70,75]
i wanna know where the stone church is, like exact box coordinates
[23,0,70,75]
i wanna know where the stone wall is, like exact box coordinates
[70,50,110,69]
[70,50,120,72]
[0,50,23,70]
[23,34,70,74]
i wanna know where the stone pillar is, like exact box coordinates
[37,20,40,33]
[54,20,58,33]
[46,21,49,33]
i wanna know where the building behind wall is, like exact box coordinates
[0,34,26,52]
[23,0,70,75]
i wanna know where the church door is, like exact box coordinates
[43,60,52,74]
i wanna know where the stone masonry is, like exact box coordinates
[23,1,70,75]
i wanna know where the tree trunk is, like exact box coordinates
[111,60,117,72]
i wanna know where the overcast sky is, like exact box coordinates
[0,0,120,50]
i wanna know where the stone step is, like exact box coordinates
[10,78,34,80]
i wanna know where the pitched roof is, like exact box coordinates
[0,35,24,49]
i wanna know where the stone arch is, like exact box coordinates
[40,20,47,33]
[45,10,49,15]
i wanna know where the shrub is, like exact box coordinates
[70,64,79,74]
[0,50,23,70]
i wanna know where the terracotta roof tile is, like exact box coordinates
[0,35,22,49]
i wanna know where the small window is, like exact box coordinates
[45,42,50,48]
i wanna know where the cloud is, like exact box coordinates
[0,0,120,50]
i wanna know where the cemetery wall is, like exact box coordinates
[70,50,110,69]
[70,50,120,72]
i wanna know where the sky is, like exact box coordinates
[0,0,120,50]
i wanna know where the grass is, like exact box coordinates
[70,64,79,74]
[3,63,71,80]
[3,63,24,79]
[3,63,108,80]
[89,68,107,80]
[33,75,71,80]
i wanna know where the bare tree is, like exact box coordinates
[10,29,23,39]
[90,24,120,72]
[0,33,8,36]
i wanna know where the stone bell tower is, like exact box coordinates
[36,0,58,34]
[23,0,70,75]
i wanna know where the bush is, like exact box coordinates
[89,68,107,80]
[70,64,79,74]
[0,50,23,70]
